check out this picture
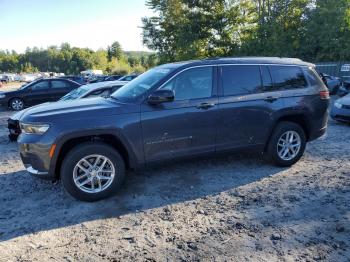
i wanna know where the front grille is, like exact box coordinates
[343,104,350,110]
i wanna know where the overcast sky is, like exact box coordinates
[0,0,153,53]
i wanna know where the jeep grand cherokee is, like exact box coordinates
[18,57,329,201]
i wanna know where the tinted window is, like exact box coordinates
[31,81,49,90]
[51,80,69,89]
[269,66,307,90]
[161,67,213,100]
[222,65,262,96]
[261,66,273,91]
[86,89,110,98]
[305,68,325,86]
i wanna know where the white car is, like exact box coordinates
[20,74,37,82]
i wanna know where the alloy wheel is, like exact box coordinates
[277,131,301,161]
[73,154,116,194]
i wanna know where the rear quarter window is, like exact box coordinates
[269,66,307,90]
[304,67,325,86]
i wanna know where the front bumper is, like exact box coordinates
[331,106,350,122]
[19,140,56,180]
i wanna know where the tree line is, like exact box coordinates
[0,41,158,75]
[142,0,350,63]
[1,0,348,74]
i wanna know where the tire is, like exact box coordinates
[9,98,24,111]
[265,121,306,167]
[61,142,126,202]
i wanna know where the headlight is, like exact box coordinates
[334,102,343,109]
[0,94,5,99]
[20,123,50,134]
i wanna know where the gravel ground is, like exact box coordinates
[0,106,349,261]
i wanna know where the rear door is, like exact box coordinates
[50,80,76,100]
[216,64,284,150]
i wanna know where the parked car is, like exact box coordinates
[338,79,350,97]
[88,75,110,83]
[118,74,139,81]
[330,94,350,123]
[59,75,86,85]
[104,75,123,81]
[0,75,10,83]
[20,74,37,82]
[319,73,342,95]
[8,81,126,141]
[17,57,329,201]
[0,78,81,110]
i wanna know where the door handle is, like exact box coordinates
[264,96,278,103]
[196,102,215,109]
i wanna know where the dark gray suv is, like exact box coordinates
[18,57,330,201]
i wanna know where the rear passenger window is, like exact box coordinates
[222,65,262,96]
[269,66,307,90]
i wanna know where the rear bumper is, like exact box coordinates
[309,125,327,141]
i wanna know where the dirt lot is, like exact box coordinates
[0,105,349,261]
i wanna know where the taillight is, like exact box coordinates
[319,90,329,99]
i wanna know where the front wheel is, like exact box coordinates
[265,121,306,167]
[61,143,126,202]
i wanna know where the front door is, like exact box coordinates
[141,66,219,162]
[25,80,51,105]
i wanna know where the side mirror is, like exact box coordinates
[148,89,174,104]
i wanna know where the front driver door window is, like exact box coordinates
[141,66,219,162]
[27,80,50,105]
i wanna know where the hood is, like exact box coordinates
[0,89,21,96]
[337,94,350,106]
[21,97,138,123]
[10,102,51,121]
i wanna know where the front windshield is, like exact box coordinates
[20,81,36,90]
[111,67,174,101]
[60,86,89,101]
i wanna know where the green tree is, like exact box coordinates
[301,0,350,61]
[107,41,123,61]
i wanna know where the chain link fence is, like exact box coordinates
[315,62,350,80]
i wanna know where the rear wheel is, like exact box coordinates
[61,143,125,202]
[9,98,24,111]
[266,121,306,167]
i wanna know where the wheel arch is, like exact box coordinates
[265,113,310,152]
[51,129,138,179]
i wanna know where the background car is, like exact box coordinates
[118,74,139,81]
[330,94,350,123]
[0,78,81,110]
[0,75,10,83]
[88,75,110,83]
[319,73,342,95]
[338,79,350,97]
[8,80,126,141]
[59,75,86,85]
[60,80,125,101]
[104,75,123,81]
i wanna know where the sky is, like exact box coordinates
[0,0,154,53]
